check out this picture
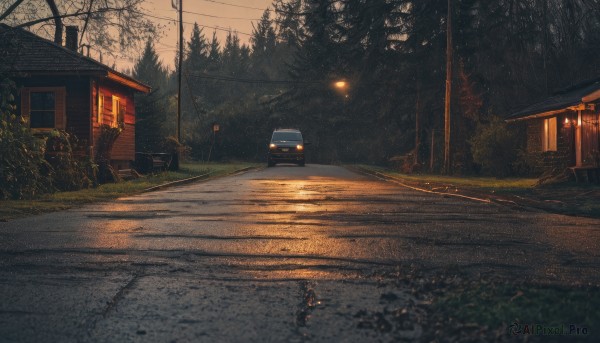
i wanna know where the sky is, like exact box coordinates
[130,0,274,70]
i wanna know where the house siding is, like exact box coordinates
[92,79,136,163]
[16,76,137,165]
[16,76,90,144]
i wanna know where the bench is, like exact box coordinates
[135,152,172,174]
[151,153,172,172]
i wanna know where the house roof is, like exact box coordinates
[0,24,150,93]
[506,78,600,122]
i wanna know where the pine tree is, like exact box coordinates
[133,39,167,89]
[133,38,170,153]
[186,23,209,73]
[207,30,221,71]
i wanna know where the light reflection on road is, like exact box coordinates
[3,164,599,284]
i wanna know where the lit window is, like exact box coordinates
[543,117,557,152]
[30,92,55,128]
[112,96,125,127]
[98,92,104,123]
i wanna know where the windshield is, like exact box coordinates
[272,131,302,142]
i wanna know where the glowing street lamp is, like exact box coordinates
[334,81,348,89]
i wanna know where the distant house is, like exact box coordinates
[0,24,151,170]
[506,79,600,181]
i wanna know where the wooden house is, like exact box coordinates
[0,24,151,170]
[506,79,600,182]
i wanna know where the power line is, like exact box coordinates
[182,9,262,21]
[138,10,252,36]
[198,0,266,11]
[187,72,322,85]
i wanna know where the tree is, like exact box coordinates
[133,38,170,153]
[207,30,221,69]
[222,31,242,76]
[251,10,277,60]
[0,0,159,61]
[470,116,519,177]
[186,23,209,73]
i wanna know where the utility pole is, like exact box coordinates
[414,76,421,166]
[177,0,183,143]
[443,0,452,174]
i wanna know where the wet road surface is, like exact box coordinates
[1,164,599,342]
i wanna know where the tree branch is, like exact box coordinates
[7,7,128,31]
[79,0,96,47]
[44,0,62,44]
[0,0,26,21]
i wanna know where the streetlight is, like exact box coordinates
[334,81,347,89]
[333,80,349,99]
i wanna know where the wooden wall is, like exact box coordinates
[16,75,139,166]
[92,80,136,162]
[15,76,90,145]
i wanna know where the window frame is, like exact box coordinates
[29,91,56,129]
[22,87,66,132]
[110,95,127,128]
[542,117,558,152]
[98,92,104,124]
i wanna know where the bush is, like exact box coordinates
[0,79,52,199]
[470,116,519,178]
[95,124,122,183]
[45,130,96,191]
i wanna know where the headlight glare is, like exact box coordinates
[296,145,304,151]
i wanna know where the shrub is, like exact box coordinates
[470,116,519,178]
[95,124,122,183]
[0,78,52,199]
[45,130,96,191]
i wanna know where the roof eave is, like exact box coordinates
[107,71,151,93]
[505,103,593,122]
[6,70,107,77]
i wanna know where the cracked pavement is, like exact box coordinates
[1,164,599,342]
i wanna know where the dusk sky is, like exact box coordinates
[135,0,274,70]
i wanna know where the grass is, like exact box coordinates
[355,164,600,218]
[432,281,600,339]
[0,162,258,221]
[357,164,538,191]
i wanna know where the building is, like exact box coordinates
[0,24,151,170]
[506,79,600,182]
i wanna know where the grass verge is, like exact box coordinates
[427,279,599,342]
[0,162,258,221]
[353,164,600,218]
[354,164,538,191]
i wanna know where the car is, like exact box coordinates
[267,129,306,167]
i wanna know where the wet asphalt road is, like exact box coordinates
[1,164,600,342]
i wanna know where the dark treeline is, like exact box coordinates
[134,0,600,174]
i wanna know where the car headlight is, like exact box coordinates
[269,143,277,149]
[296,145,304,151]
